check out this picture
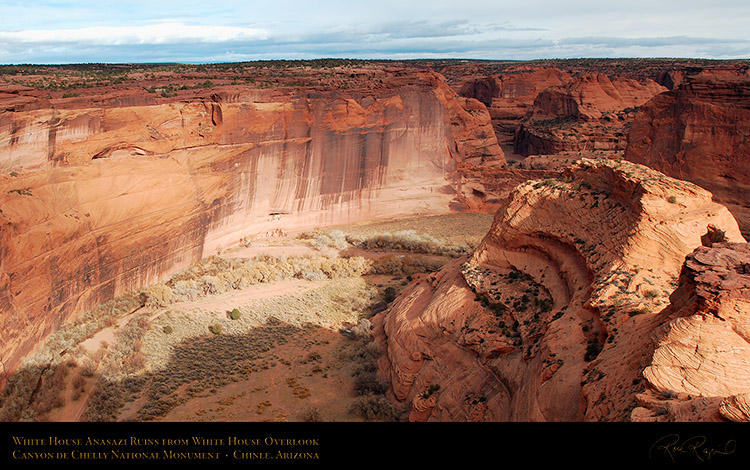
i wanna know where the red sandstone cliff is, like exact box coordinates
[625,69,750,237]
[0,68,503,374]
[514,73,667,156]
[457,67,571,149]
[374,158,747,421]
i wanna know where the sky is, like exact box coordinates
[1,0,749,64]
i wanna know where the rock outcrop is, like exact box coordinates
[374,158,747,421]
[625,69,750,237]
[514,73,667,156]
[633,241,750,422]
[0,67,504,374]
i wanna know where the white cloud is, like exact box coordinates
[0,1,748,62]
[0,22,268,46]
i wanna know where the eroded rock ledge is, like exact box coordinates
[374,158,747,421]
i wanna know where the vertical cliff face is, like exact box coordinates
[0,69,504,373]
[374,158,746,421]
[625,70,750,237]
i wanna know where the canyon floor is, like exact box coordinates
[2,213,492,422]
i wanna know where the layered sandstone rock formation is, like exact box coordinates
[374,158,747,421]
[625,69,750,237]
[0,68,503,373]
[633,241,750,422]
[457,67,571,149]
[514,73,667,156]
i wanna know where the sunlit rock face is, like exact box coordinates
[625,69,750,237]
[0,69,504,373]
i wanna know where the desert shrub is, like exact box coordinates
[0,366,41,421]
[660,389,677,400]
[163,325,174,334]
[628,306,650,316]
[199,275,226,296]
[171,280,200,302]
[123,352,146,372]
[143,283,173,308]
[300,407,322,422]
[209,324,223,335]
[369,254,445,276]
[701,225,727,246]
[71,374,86,401]
[82,380,124,422]
[80,358,98,377]
[350,319,373,339]
[349,395,396,421]
[160,255,371,304]
[584,339,603,362]
[229,308,242,320]
[421,384,441,399]
[383,286,397,303]
[299,270,326,281]
[298,229,349,250]
[31,366,68,415]
[643,290,659,299]
[667,196,677,204]
[354,372,389,396]
[352,361,377,376]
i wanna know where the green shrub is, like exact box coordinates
[383,286,397,303]
[584,339,602,362]
[643,290,659,299]
[421,384,441,399]
[209,324,222,335]
[229,308,242,320]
